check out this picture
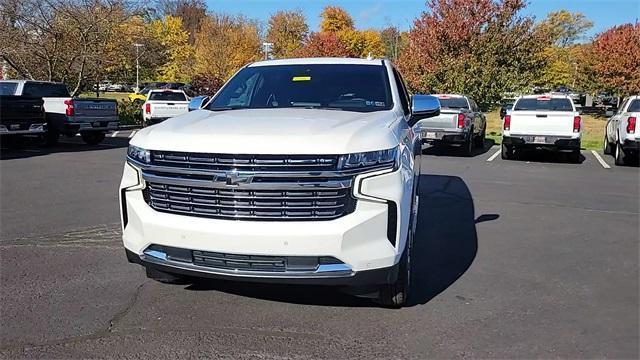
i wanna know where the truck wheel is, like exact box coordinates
[376,196,416,308]
[603,134,612,155]
[462,135,474,157]
[145,267,190,284]
[501,143,514,160]
[81,132,106,145]
[614,141,626,166]
[474,126,485,148]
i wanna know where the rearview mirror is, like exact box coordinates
[188,96,210,111]
[409,95,440,127]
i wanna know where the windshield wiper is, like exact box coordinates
[209,106,246,111]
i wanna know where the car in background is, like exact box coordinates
[141,89,190,126]
[0,80,119,145]
[604,95,639,166]
[107,83,127,92]
[502,94,582,162]
[414,94,486,156]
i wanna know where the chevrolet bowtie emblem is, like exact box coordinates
[216,172,253,186]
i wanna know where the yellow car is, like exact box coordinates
[128,88,149,103]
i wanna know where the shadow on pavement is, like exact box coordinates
[505,148,587,164]
[422,139,495,157]
[0,136,129,160]
[184,174,492,308]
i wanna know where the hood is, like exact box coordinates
[131,108,400,154]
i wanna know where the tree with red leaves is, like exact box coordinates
[590,23,640,96]
[294,31,352,58]
[398,0,549,108]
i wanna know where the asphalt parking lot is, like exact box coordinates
[1,136,638,359]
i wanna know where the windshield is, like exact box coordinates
[438,97,468,109]
[208,64,392,112]
[0,82,18,95]
[149,92,187,101]
[627,99,640,112]
[514,98,573,111]
[22,82,70,97]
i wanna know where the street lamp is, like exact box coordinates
[262,42,273,60]
[133,43,143,93]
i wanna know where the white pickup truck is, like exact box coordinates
[142,89,190,126]
[0,80,119,145]
[502,94,582,162]
[604,95,639,166]
[120,58,441,307]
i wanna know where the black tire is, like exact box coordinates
[462,133,474,157]
[603,134,612,155]
[474,126,485,148]
[614,141,626,166]
[81,132,106,145]
[43,130,59,146]
[501,143,514,160]
[145,266,190,284]
[376,195,417,308]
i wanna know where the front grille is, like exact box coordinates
[151,151,339,172]
[143,182,356,220]
[193,251,286,272]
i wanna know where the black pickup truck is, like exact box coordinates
[0,95,47,138]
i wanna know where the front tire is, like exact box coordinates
[81,132,106,145]
[603,134,612,155]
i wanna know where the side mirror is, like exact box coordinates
[409,95,440,127]
[188,96,209,111]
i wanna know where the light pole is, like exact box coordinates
[133,43,143,93]
[262,42,273,60]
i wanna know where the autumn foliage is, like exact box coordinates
[590,23,640,95]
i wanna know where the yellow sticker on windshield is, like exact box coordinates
[292,76,311,82]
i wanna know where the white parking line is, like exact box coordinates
[110,131,119,138]
[591,150,611,169]
[128,130,137,138]
[486,149,501,162]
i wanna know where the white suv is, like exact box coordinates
[119,58,440,306]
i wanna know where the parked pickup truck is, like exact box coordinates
[414,94,486,156]
[0,80,118,145]
[142,89,190,126]
[502,94,582,162]
[120,58,440,307]
[0,95,46,139]
[604,95,639,166]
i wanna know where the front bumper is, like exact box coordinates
[503,135,581,150]
[120,160,413,286]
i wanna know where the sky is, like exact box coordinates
[205,0,639,39]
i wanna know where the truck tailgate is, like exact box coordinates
[74,99,118,120]
[150,101,189,118]
[417,110,459,130]
[510,111,576,136]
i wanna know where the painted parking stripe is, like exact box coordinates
[486,149,501,162]
[110,131,119,138]
[128,130,137,138]
[591,150,611,169]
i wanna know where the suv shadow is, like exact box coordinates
[183,174,493,308]
[422,139,495,157]
[0,136,129,160]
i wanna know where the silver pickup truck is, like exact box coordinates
[0,80,119,145]
[604,95,639,166]
[414,94,486,156]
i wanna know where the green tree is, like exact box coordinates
[538,10,593,47]
[266,10,309,58]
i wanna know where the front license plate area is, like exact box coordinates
[93,122,101,127]
[533,136,546,144]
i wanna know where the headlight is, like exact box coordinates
[338,147,398,170]
[127,145,150,163]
